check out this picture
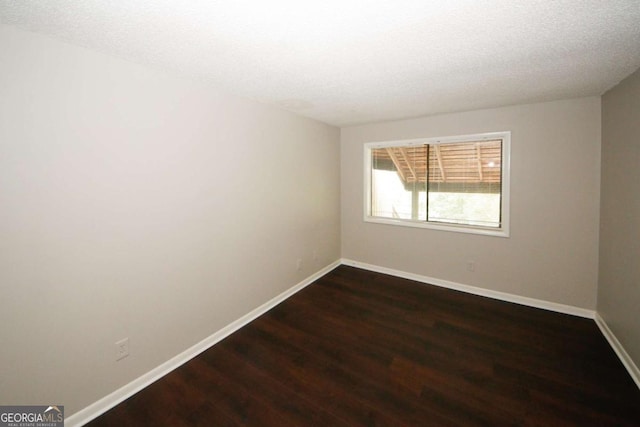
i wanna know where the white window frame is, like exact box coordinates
[364,131,511,237]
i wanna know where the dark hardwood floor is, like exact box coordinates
[87,265,640,426]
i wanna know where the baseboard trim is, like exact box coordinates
[66,258,638,426]
[340,258,596,319]
[594,314,640,390]
[65,260,341,427]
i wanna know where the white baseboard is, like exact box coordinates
[594,314,640,390]
[66,258,639,426]
[65,259,341,427]
[341,258,596,318]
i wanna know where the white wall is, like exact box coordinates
[0,25,340,415]
[341,98,601,309]
[599,67,640,368]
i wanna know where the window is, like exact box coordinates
[364,131,510,237]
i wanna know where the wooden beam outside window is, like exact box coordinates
[385,148,407,182]
[434,145,446,182]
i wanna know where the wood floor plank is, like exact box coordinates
[87,265,640,426]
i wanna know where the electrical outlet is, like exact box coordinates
[312,250,318,262]
[296,259,302,271]
[115,337,130,361]
[467,261,476,272]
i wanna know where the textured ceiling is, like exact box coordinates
[1,1,640,126]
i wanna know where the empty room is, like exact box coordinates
[1,1,639,426]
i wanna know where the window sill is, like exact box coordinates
[364,216,510,238]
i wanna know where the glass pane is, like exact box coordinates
[371,146,427,220]
[427,140,502,227]
[427,192,501,227]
